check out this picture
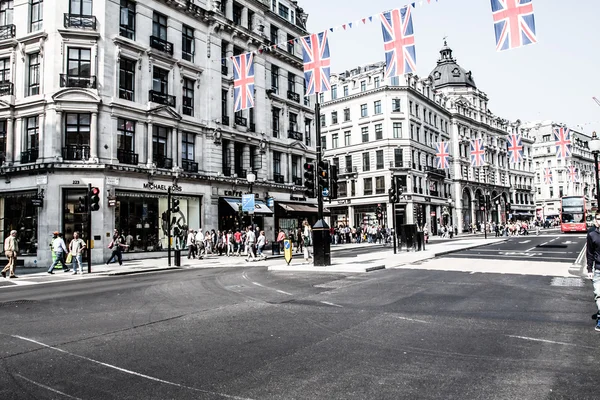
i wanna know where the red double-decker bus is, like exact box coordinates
[560,196,589,233]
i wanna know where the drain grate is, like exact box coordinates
[550,277,584,287]
[0,300,36,307]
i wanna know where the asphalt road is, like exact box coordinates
[1,262,599,400]
[441,233,587,263]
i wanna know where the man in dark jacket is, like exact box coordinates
[586,213,600,331]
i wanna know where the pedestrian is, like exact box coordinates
[69,231,87,275]
[234,229,242,256]
[245,226,257,262]
[277,229,286,252]
[302,221,312,262]
[256,231,267,260]
[48,231,69,274]
[587,212,600,331]
[106,229,127,266]
[187,229,197,259]
[2,230,19,278]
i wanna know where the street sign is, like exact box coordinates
[267,197,274,207]
[242,194,255,213]
[284,239,293,265]
[322,188,330,197]
[430,211,436,216]
[31,197,43,207]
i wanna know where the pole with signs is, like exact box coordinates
[283,239,293,265]
[87,183,92,273]
[167,186,172,266]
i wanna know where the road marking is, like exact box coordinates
[562,241,574,245]
[11,335,256,400]
[519,240,531,244]
[507,335,593,348]
[15,374,83,399]
[396,316,429,324]
[320,301,343,308]
[525,247,537,252]
[251,282,264,288]
[276,289,292,295]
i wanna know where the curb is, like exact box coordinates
[365,265,386,272]
[104,267,182,276]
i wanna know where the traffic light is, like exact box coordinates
[388,180,398,204]
[329,165,339,200]
[478,194,485,209]
[486,197,492,211]
[506,203,511,213]
[376,205,383,221]
[171,198,180,213]
[89,187,100,211]
[317,160,329,190]
[303,162,316,198]
[78,196,87,213]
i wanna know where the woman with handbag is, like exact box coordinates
[105,229,127,266]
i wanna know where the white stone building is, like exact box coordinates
[525,120,595,219]
[0,0,318,266]
[320,42,536,234]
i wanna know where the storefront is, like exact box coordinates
[218,196,272,232]
[0,190,39,256]
[353,204,384,228]
[328,204,350,228]
[275,201,321,234]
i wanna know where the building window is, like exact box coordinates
[152,12,167,40]
[270,25,278,45]
[271,64,279,92]
[392,98,401,112]
[332,133,339,149]
[374,100,382,115]
[288,72,295,92]
[320,135,326,150]
[390,76,399,86]
[278,3,289,19]
[360,80,366,92]
[118,58,135,101]
[222,89,229,122]
[289,112,298,132]
[272,107,280,137]
[392,122,402,139]
[273,151,281,175]
[119,0,135,39]
[360,104,368,117]
[362,152,370,171]
[0,58,8,85]
[550,187,554,198]
[375,176,385,194]
[331,111,338,124]
[27,53,40,96]
[65,113,90,148]
[394,148,403,167]
[69,0,91,15]
[287,34,294,54]
[343,108,350,121]
[233,2,242,25]
[117,118,135,152]
[343,85,348,96]
[374,76,380,88]
[182,131,194,161]
[152,66,169,94]
[182,78,194,116]
[320,114,326,127]
[363,177,372,195]
[375,124,383,140]
[30,0,43,32]
[376,150,384,169]
[319,93,324,103]
[542,134,551,142]
[26,116,39,151]
[344,131,351,146]
[67,48,91,78]
[345,155,352,171]
[361,127,369,143]
[331,85,337,99]
[152,125,169,159]
[182,25,194,62]
[304,118,312,146]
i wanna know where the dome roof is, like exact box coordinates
[429,41,476,89]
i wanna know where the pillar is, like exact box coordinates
[90,111,98,161]
[37,113,45,163]
[55,109,62,160]
[241,6,248,27]
[242,144,250,172]
[227,140,234,175]
[147,122,154,166]
[5,116,13,165]
[172,128,179,168]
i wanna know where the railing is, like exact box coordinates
[236,169,247,178]
[149,36,174,55]
[60,74,97,89]
[0,24,15,40]
[287,91,300,102]
[222,115,230,126]
[430,190,439,197]
[235,115,247,126]
[222,64,228,76]
[20,148,39,164]
[249,123,256,132]
[274,174,285,183]
[389,161,407,169]
[64,14,97,29]
[0,81,13,96]
[182,159,198,173]
[154,155,173,169]
[223,167,232,177]
[293,177,302,186]
[341,166,357,174]
[149,90,176,107]
[287,130,303,141]
[426,165,447,179]
[62,145,90,161]
[117,149,138,165]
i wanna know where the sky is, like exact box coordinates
[298,0,600,134]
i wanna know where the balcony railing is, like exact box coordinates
[149,90,176,107]
[287,130,303,141]
[117,149,139,165]
[222,64,228,76]
[341,166,357,175]
[430,190,439,197]
[62,145,90,161]
[293,177,302,186]
[150,36,174,55]
[274,174,285,184]
[235,115,247,126]
[60,74,97,89]
[0,24,15,40]
[287,91,300,103]
[0,81,13,96]
[236,169,247,179]
[155,155,173,169]
[222,115,230,126]
[249,123,256,132]
[20,148,38,164]
[426,165,447,179]
[64,14,97,30]
[223,167,232,177]
[182,159,198,173]
[389,161,407,169]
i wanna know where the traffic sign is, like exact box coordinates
[322,188,330,197]
[284,239,293,265]
[242,194,255,213]
[267,197,274,207]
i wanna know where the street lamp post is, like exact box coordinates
[589,132,600,211]
[247,171,256,230]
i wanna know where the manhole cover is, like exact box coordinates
[0,300,36,307]
[550,277,584,287]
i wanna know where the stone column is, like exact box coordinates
[4,117,13,165]
[90,112,98,161]
[55,110,63,160]
[242,144,250,173]
[226,0,233,20]
[14,118,22,163]
[172,127,179,168]
[177,128,182,168]
[197,133,204,171]
[241,6,248,27]
[227,141,234,175]
[147,122,154,166]
[37,113,45,163]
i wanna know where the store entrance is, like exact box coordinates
[62,188,89,260]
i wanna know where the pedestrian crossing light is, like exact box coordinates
[478,194,486,209]
[89,187,100,211]
[317,160,329,190]
[376,205,383,220]
[171,198,180,213]
[304,162,316,198]
[329,164,339,200]
[78,196,88,213]
[506,203,511,213]
[388,180,398,204]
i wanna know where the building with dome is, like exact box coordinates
[319,42,535,234]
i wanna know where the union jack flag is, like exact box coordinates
[232,53,255,112]
[301,31,331,96]
[470,139,485,167]
[507,134,523,163]
[491,0,537,52]
[567,165,579,183]
[379,6,417,79]
[435,142,450,169]
[543,167,553,184]
[554,127,572,159]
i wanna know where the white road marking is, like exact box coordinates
[11,335,256,400]
[251,282,264,287]
[507,335,591,348]
[525,247,538,252]
[276,289,292,295]
[396,316,429,324]
[15,374,83,400]
[562,241,574,245]
[320,301,343,308]
[519,240,531,244]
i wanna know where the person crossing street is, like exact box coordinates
[48,232,69,274]
[586,213,600,331]
[2,230,19,279]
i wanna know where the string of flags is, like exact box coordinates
[231,0,538,112]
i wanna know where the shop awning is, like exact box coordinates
[223,197,273,214]
[278,202,329,214]
[513,212,535,217]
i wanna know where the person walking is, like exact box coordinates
[187,229,197,259]
[106,229,127,266]
[302,221,312,262]
[48,232,69,274]
[2,230,19,278]
[245,226,257,262]
[256,231,267,260]
[69,231,87,275]
[586,213,600,331]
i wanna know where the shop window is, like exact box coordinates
[1,192,39,255]
[62,188,89,257]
